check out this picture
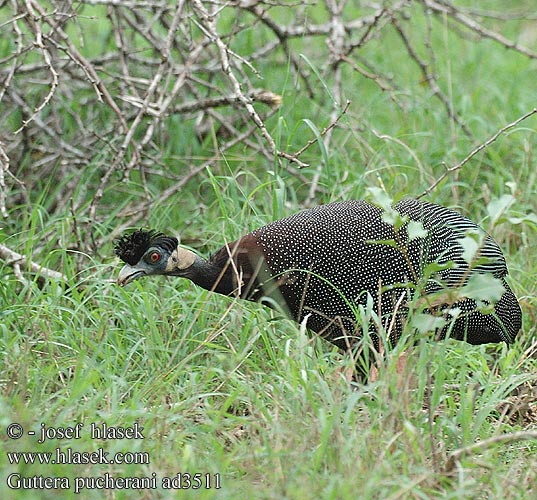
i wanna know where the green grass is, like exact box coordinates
[1,1,536,499]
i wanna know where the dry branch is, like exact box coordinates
[1,0,536,271]
[420,109,537,198]
[423,0,537,60]
[444,431,537,474]
[0,243,67,283]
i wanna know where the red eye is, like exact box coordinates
[150,252,160,263]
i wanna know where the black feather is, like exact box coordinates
[114,229,178,265]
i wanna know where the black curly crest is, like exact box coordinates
[114,229,178,265]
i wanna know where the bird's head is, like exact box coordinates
[114,229,196,286]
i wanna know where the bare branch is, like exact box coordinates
[0,243,67,283]
[420,108,537,198]
[1,0,536,262]
[444,431,537,474]
[191,0,280,161]
[14,0,59,133]
[423,0,537,60]
[391,15,473,139]
[287,100,351,165]
[0,142,10,218]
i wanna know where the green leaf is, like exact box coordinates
[457,230,482,265]
[486,194,515,225]
[406,220,427,241]
[508,213,537,225]
[460,274,505,303]
[412,313,447,334]
[365,187,393,211]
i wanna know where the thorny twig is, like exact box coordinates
[1,1,536,277]
[444,430,537,474]
[423,0,537,60]
[0,143,10,219]
[390,15,474,139]
[191,0,282,161]
[419,109,537,198]
[13,0,59,134]
[0,243,68,283]
[290,100,351,163]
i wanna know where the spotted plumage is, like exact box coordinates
[114,199,522,353]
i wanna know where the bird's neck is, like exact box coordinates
[186,255,238,296]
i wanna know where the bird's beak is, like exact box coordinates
[117,264,146,287]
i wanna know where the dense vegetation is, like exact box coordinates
[1,1,535,498]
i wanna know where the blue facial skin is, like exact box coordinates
[117,246,171,286]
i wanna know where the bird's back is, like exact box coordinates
[244,199,520,347]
